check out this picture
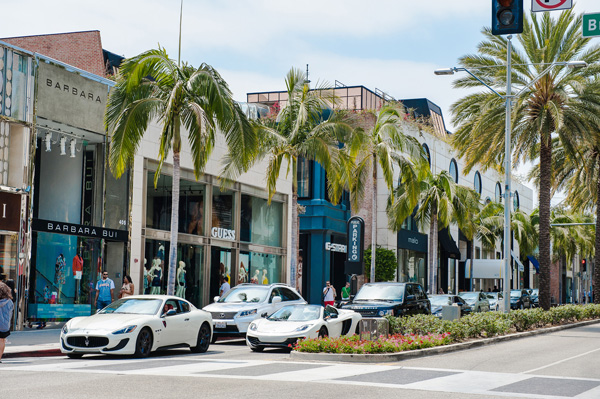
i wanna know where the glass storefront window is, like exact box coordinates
[240,194,283,247]
[210,247,231,300]
[0,234,17,282]
[212,188,234,232]
[240,251,282,286]
[146,172,206,235]
[145,239,169,295]
[297,157,311,198]
[397,248,426,289]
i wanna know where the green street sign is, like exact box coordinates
[583,13,600,38]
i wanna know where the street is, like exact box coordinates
[2,323,600,398]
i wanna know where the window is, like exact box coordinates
[474,171,482,195]
[279,287,300,301]
[495,182,502,203]
[422,143,431,167]
[513,190,520,211]
[212,188,235,231]
[449,158,458,183]
[240,194,283,247]
[297,157,311,198]
[178,300,190,313]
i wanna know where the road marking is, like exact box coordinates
[522,346,600,374]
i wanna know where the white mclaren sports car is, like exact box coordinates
[60,295,212,358]
[246,304,361,352]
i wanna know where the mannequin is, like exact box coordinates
[261,269,269,285]
[238,262,248,285]
[157,244,165,261]
[72,253,83,303]
[175,261,186,298]
[150,258,162,295]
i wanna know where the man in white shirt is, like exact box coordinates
[219,275,231,297]
[323,281,336,307]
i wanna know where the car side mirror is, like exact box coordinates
[162,309,176,318]
[214,296,220,303]
[406,295,416,301]
[271,296,282,304]
[261,312,268,318]
[328,313,338,319]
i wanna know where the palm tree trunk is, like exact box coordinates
[428,209,438,294]
[370,154,377,282]
[167,150,181,296]
[291,189,298,293]
[539,137,552,310]
[594,156,600,304]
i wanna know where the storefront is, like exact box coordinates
[142,166,287,308]
[396,229,427,289]
[26,59,128,322]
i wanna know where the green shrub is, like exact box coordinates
[364,246,397,282]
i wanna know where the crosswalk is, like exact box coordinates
[3,354,600,398]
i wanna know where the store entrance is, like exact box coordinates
[210,247,231,301]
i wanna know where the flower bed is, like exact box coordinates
[293,332,451,354]
[293,304,600,354]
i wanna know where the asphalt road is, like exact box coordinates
[2,324,600,399]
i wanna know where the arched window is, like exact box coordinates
[474,171,482,195]
[513,190,520,211]
[422,143,431,167]
[495,182,502,203]
[449,158,458,183]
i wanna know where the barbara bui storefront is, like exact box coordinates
[141,164,287,309]
[27,59,129,322]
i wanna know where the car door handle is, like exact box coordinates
[184,318,190,321]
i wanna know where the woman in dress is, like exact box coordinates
[119,275,134,298]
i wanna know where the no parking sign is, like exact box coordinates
[532,0,572,12]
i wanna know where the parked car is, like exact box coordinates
[528,289,539,307]
[458,291,491,312]
[341,282,431,317]
[485,292,504,311]
[510,289,532,309]
[60,295,212,358]
[202,283,306,340]
[246,304,361,352]
[429,294,472,318]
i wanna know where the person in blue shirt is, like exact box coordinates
[0,279,14,363]
[95,271,115,310]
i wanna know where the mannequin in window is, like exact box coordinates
[72,253,83,303]
[176,261,186,298]
[157,244,165,261]
[238,261,248,285]
[261,269,269,285]
[150,258,162,294]
[54,254,66,303]
[252,270,260,284]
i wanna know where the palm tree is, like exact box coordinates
[237,68,349,291]
[387,162,472,294]
[105,48,253,295]
[450,10,600,309]
[332,105,424,281]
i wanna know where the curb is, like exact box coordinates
[289,318,600,363]
[4,348,62,359]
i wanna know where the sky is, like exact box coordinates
[2,0,599,204]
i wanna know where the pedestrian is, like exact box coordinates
[119,275,134,299]
[323,281,336,307]
[0,277,14,363]
[219,275,231,297]
[341,281,351,301]
[94,271,115,310]
[493,285,499,292]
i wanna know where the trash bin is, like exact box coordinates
[442,305,460,321]
[359,318,389,340]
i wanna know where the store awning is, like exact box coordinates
[527,256,540,274]
[439,227,461,259]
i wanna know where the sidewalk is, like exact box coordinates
[3,324,63,358]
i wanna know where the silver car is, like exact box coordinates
[459,291,491,312]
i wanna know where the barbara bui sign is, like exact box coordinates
[32,218,128,242]
[345,216,365,275]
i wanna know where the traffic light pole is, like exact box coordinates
[502,36,513,314]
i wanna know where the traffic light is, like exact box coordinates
[582,258,587,272]
[492,0,524,35]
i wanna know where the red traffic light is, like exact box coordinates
[581,258,587,271]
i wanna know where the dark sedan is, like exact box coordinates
[510,289,532,309]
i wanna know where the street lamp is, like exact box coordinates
[435,35,587,313]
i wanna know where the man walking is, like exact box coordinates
[95,271,114,310]
[341,281,351,301]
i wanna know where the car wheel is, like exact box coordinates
[191,322,211,353]
[134,327,153,358]
[250,346,264,352]
[67,353,83,359]
[318,327,328,338]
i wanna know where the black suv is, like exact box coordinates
[341,282,431,317]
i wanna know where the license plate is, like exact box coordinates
[215,321,226,329]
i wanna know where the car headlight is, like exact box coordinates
[112,325,137,335]
[378,309,393,316]
[249,322,258,331]
[239,309,257,317]
[62,324,69,334]
[294,324,312,332]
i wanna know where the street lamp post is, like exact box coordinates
[435,36,587,313]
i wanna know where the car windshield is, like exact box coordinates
[510,291,522,297]
[219,286,269,303]
[354,284,404,301]
[268,305,320,321]
[99,298,162,315]
[429,295,452,306]
[460,292,479,300]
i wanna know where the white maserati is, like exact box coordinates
[60,295,212,358]
[246,304,362,352]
